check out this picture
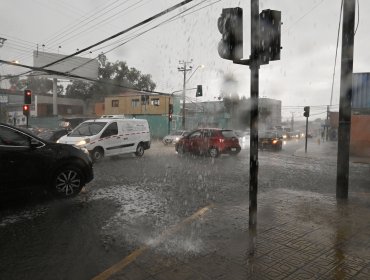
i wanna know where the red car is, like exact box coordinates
[175,128,241,158]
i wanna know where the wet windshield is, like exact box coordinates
[69,122,107,136]
[1,1,370,279]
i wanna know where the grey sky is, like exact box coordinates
[1,0,369,120]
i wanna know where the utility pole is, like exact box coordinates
[326,105,329,141]
[178,60,193,130]
[336,0,355,199]
[290,111,294,131]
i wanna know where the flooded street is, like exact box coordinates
[1,139,370,279]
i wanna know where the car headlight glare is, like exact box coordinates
[76,138,90,146]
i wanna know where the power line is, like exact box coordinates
[330,0,344,106]
[0,58,176,97]
[1,0,195,82]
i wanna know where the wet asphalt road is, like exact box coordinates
[1,139,369,280]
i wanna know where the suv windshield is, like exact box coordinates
[70,122,107,136]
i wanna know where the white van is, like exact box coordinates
[57,115,151,161]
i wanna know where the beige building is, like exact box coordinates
[104,93,172,116]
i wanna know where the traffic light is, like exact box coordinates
[259,9,281,64]
[196,85,203,97]
[23,104,30,116]
[24,89,32,104]
[304,106,310,118]
[217,7,243,61]
[168,104,173,121]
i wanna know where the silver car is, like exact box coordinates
[162,130,188,145]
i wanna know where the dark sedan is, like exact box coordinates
[0,123,93,198]
[37,128,71,143]
[259,130,283,151]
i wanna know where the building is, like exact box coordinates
[234,97,282,130]
[102,91,177,138]
[185,101,228,130]
[0,88,87,127]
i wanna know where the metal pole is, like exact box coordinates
[305,117,308,153]
[336,0,355,199]
[249,0,259,253]
[168,96,171,134]
[182,62,187,130]
[53,78,58,115]
[326,105,329,141]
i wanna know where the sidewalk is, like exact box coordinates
[94,188,370,280]
[294,139,370,164]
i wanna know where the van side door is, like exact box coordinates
[100,122,120,156]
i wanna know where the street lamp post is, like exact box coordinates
[178,60,193,130]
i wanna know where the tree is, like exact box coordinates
[65,80,93,99]
[8,75,63,94]
[65,54,156,99]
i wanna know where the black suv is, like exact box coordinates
[0,123,93,198]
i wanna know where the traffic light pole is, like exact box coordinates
[249,0,259,254]
[233,0,259,255]
[305,116,308,153]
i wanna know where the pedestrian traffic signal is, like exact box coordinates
[24,89,32,104]
[23,104,30,116]
[259,9,281,64]
[304,106,310,118]
[196,85,203,97]
[217,7,243,61]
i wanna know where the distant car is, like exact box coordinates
[0,123,93,198]
[234,130,250,148]
[162,130,188,145]
[37,128,71,143]
[259,130,283,151]
[175,128,241,158]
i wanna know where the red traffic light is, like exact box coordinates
[23,104,30,116]
[24,89,32,104]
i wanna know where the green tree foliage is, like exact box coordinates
[9,76,63,94]
[65,54,156,100]
[65,80,93,99]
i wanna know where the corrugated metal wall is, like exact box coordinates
[353,73,370,109]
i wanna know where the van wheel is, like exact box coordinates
[176,144,186,155]
[51,165,84,198]
[91,147,104,162]
[208,147,219,158]
[135,144,144,157]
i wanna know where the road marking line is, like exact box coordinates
[91,204,214,280]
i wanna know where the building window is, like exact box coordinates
[112,100,119,107]
[131,99,140,108]
[141,95,149,105]
[151,98,160,106]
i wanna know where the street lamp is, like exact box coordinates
[186,64,205,83]
[178,63,205,130]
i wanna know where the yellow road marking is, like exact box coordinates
[91,203,214,280]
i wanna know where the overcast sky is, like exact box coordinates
[1,0,369,120]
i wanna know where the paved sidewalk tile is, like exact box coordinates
[106,189,370,280]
